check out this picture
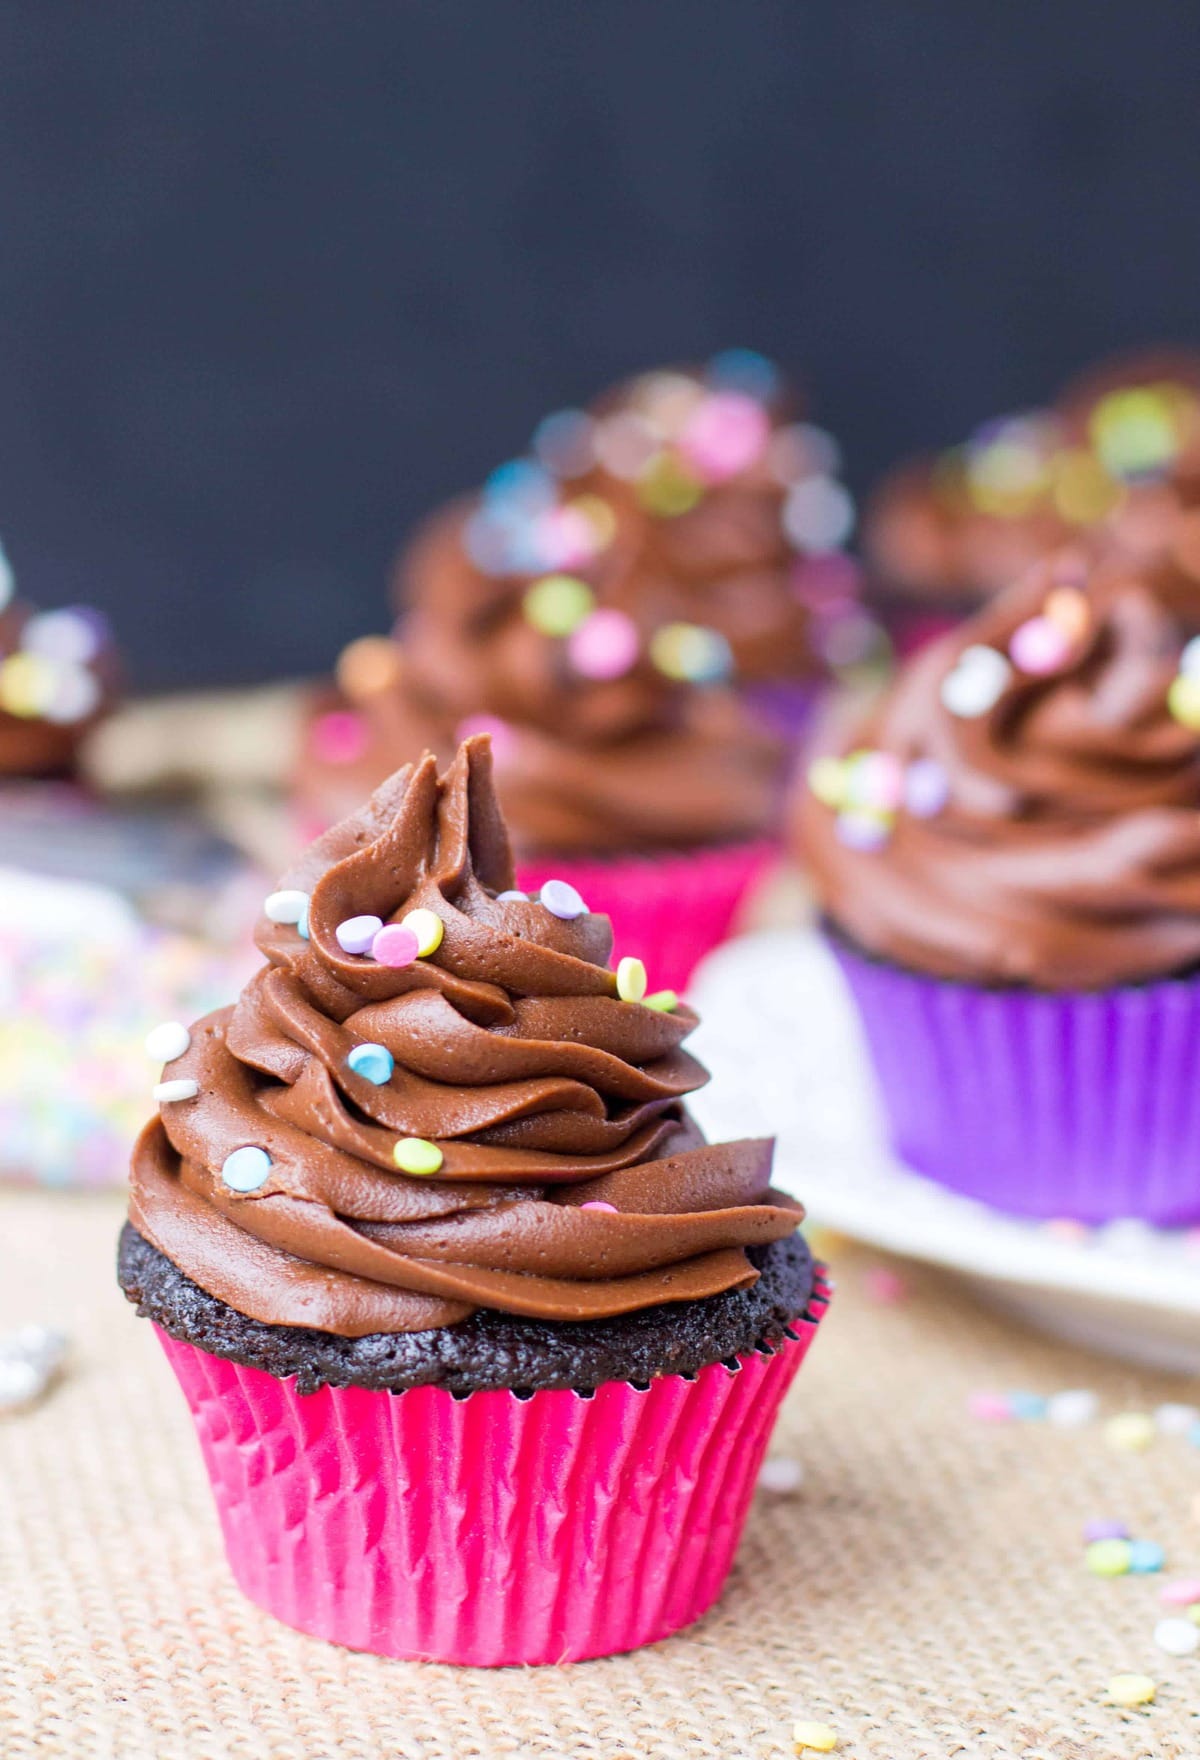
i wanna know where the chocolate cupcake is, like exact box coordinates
[122,735,828,1665]
[798,548,1200,1223]
[0,552,118,776]
[864,351,1200,643]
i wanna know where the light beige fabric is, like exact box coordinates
[1,1190,1196,1760]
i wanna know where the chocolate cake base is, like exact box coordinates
[117,1223,817,1396]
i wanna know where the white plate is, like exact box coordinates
[689,929,1200,1373]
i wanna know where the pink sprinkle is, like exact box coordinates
[371,924,420,967]
[310,709,369,766]
[1161,1578,1200,1607]
[679,392,770,482]
[580,1201,618,1213]
[567,608,639,680]
[968,1392,1012,1423]
[1010,615,1071,676]
[455,714,516,766]
[864,1266,908,1305]
[535,505,596,570]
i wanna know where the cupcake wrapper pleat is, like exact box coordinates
[831,936,1200,1224]
[154,1273,829,1667]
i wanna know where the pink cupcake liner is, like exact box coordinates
[517,840,780,995]
[154,1273,829,1667]
[831,933,1200,1224]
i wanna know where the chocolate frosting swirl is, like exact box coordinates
[133,737,801,1334]
[800,553,1200,989]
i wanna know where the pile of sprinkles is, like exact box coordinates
[148,877,678,1196]
[807,748,949,850]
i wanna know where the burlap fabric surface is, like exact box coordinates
[3,1192,1200,1760]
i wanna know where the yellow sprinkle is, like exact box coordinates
[1105,1411,1156,1453]
[1104,1673,1155,1707]
[643,990,678,1013]
[523,574,594,637]
[393,1138,444,1176]
[616,957,648,1003]
[1168,674,1200,731]
[401,907,445,958]
[0,652,57,718]
[1051,450,1121,524]
[1043,584,1092,640]
[337,635,403,702]
[636,452,703,517]
[1187,1604,1200,1625]
[807,755,846,809]
[793,1722,838,1753]
[569,494,617,550]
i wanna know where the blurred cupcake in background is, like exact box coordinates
[864,349,1200,648]
[797,545,1200,1225]
[299,351,879,988]
[0,537,258,1188]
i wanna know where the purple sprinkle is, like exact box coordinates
[335,914,384,954]
[1084,1519,1130,1543]
[904,757,950,819]
[539,879,587,919]
[835,810,891,851]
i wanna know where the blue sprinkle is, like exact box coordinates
[1007,1392,1048,1422]
[221,1146,272,1193]
[705,347,780,403]
[348,1042,395,1086]
[297,903,310,941]
[1128,1539,1166,1574]
[1188,1419,1200,1449]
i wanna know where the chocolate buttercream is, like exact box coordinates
[800,552,1200,989]
[132,737,801,1335]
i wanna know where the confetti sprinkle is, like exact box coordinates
[264,890,310,926]
[1010,614,1072,675]
[347,1043,394,1086]
[1105,1412,1156,1453]
[144,1021,191,1064]
[566,607,640,681]
[495,890,526,902]
[336,915,384,955]
[706,347,781,402]
[1160,1578,1200,1607]
[792,1721,838,1753]
[532,407,594,478]
[580,1201,618,1213]
[0,1325,69,1415]
[1154,1618,1199,1656]
[310,709,369,766]
[757,1456,804,1494]
[336,635,403,702]
[1047,1389,1099,1428]
[783,476,855,551]
[540,879,587,920]
[1007,1391,1048,1421]
[1103,1673,1155,1707]
[1083,1520,1130,1543]
[679,390,770,482]
[967,1392,1011,1422]
[1086,1539,1133,1577]
[154,1078,199,1103]
[523,573,595,637]
[371,923,420,968]
[941,644,1012,718]
[1155,1402,1199,1436]
[1043,584,1091,640]
[642,989,678,1012]
[649,621,733,684]
[863,1266,907,1305]
[221,1146,272,1193]
[1129,1540,1166,1575]
[393,1138,444,1176]
[616,957,647,1003]
[1167,673,1200,731]
[400,908,445,958]
[834,808,892,851]
[636,452,703,517]
[904,757,950,818]
[0,1357,46,1414]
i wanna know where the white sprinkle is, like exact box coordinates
[3,1325,68,1378]
[1046,1388,1099,1428]
[757,1456,804,1494]
[496,890,527,902]
[0,1358,44,1412]
[1155,1617,1200,1656]
[1156,1402,1200,1437]
[144,1021,191,1064]
[264,889,310,925]
[940,644,1012,718]
[154,1078,199,1103]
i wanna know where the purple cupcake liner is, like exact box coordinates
[829,933,1200,1225]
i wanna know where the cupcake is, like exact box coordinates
[799,547,1200,1224]
[864,350,1200,646]
[0,552,118,776]
[119,735,827,1665]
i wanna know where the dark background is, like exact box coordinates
[2,3,1198,690]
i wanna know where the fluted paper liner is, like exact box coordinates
[154,1274,828,1668]
[517,839,779,996]
[832,933,1200,1224]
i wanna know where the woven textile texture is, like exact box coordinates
[3,1190,1200,1760]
